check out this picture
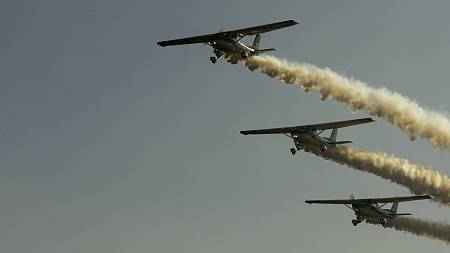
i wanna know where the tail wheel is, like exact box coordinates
[209,57,217,64]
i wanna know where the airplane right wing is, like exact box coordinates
[157,34,215,47]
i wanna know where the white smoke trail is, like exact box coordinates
[244,55,450,150]
[367,217,450,244]
[314,146,450,205]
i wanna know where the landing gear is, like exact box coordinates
[290,148,296,155]
[210,49,223,64]
[320,145,327,152]
[240,51,248,59]
[352,216,363,226]
[380,219,387,227]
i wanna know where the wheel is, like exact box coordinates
[209,57,217,64]
[352,220,358,226]
[320,145,327,152]
[290,148,296,155]
[240,51,248,58]
[380,219,387,227]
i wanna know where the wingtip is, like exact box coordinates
[157,42,165,47]
[240,131,248,135]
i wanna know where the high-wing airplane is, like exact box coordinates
[305,195,432,227]
[240,117,374,155]
[157,20,298,64]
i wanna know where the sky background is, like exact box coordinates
[2,0,450,252]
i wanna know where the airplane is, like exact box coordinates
[305,195,432,227]
[157,20,298,64]
[240,117,374,155]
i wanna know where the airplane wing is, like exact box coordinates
[157,34,215,47]
[240,118,374,135]
[240,126,299,135]
[305,195,433,205]
[157,20,298,47]
[304,117,374,130]
[224,20,298,36]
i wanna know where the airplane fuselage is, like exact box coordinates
[211,38,254,53]
[351,203,396,226]
[353,204,394,219]
[292,129,334,152]
[210,37,255,64]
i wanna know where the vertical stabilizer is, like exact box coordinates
[252,34,261,50]
[330,128,338,142]
[391,201,399,214]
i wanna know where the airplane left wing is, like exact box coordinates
[157,34,215,47]
[305,195,433,205]
[240,126,298,135]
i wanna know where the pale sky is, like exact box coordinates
[2,0,450,252]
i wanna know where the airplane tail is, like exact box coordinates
[252,34,261,49]
[252,34,276,54]
[390,201,399,214]
[330,128,338,142]
[390,201,412,216]
[327,128,354,147]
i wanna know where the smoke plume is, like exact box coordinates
[314,146,450,205]
[244,55,450,150]
[368,217,450,244]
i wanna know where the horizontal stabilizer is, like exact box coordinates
[255,48,276,53]
[328,141,353,145]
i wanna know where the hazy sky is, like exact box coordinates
[2,0,450,252]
